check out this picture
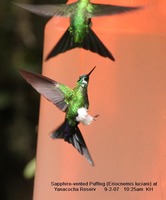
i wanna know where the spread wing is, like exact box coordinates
[19,69,73,112]
[13,2,77,17]
[87,3,143,18]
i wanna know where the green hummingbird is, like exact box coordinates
[14,1,143,61]
[19,66,97,166]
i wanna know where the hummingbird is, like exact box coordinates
[14,1,143,61]
[19,66,97,166]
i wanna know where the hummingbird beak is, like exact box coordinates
[87,66,96,77]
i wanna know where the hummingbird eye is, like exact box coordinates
[77,75,89,86]
[78,75,85,80]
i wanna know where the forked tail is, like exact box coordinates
[45,27,115,61]
[50,120,94,166]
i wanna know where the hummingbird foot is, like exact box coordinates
[93,114,99,121]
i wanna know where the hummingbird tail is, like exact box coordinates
[50,120,94,166]
[45,27,115,61]
[82,27,115,61]
[45,28,75,61]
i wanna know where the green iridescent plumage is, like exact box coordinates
[19,67,96,166]
[14,1,143,60]
[65,83,89,126]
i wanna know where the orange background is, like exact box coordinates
[33,0,166,199]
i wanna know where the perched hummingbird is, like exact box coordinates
[14,1,143,61]
[19,67,97,166]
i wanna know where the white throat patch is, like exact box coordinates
[81,79,87,87]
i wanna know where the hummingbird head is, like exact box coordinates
[77,66,96,87]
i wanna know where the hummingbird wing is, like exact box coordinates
[87,4,143,18]
[50,120,94,166]
[13,2,77,17]
[19,69,73,112]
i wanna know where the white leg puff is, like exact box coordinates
[76,107,94,126]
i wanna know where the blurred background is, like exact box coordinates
[1,0,162,200]
[0,0,67,199]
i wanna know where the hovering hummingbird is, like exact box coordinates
[19,67,97,166]
[14,1,143,61]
